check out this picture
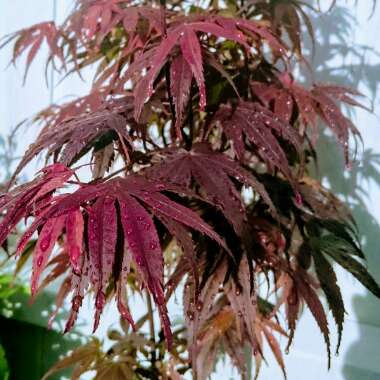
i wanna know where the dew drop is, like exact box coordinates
[155,184,165,191]
[37,256,44,267]
[187,311,194,321]
[40,236,51,251]
[73,295,82,310]
[96,292,105,309]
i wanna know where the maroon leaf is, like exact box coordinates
[225,256,258,350]
[180,26,206,111]
[170,55,193,138]
[66,209,84,273]
[129,15,286,122]
[88,196,117,331]
[213,102,302,189]
[0,168,228,345]
[11,94,134,181]
[149,143,274,236]
[294,270,331,367]
[251,74,364,164]
[2,21,64,81]
[31,215,66,295]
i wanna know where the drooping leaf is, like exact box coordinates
[13,103,134,181]
[309,244,345,353]
[170,54,193,138]
[293,270,331,367]
[88,196,117,331]
[213,101,303,188]
[0,168,228,344]
[320,236,380,298]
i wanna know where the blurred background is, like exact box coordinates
[0,1,379,379]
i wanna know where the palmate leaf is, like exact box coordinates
[68,1,163,47]
[183,259,227,375]
[212,101,303,187]
[0,21,64,81]
[182,256,288,380]
[125,15,287,122]
[309,245,345,353]
[313,235,380,298]
[12,97,135,181]
[0,163,73,244]
[0,167,229,347]
[251,73,363,163]
[148,142,274,237]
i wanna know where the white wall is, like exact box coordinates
[0,2,379,379]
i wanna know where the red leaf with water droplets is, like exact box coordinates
[294,270,331,367]
[130,15,286,123]
[66,209,84,273]
[0,168,227,345]
[0,164,73,250]
[118,194,169,339]
[133,31,180,120]
[149,143,274,236]
[180,26,206,111]
[88,196,117,331]
[10,92,133,181]
[31,215,66,296]
[251,75,364,163]
[213,102,302,189]
[159,216,199,297]
[170,55,193,138]
[69,1,163,47]
[225,256,258,349]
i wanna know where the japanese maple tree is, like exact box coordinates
[1,0,379,379]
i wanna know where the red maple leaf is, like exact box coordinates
[0,168,229,348]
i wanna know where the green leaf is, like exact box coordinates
[0,344,10,380]
[318,219,363,258]
[310,244,345,353]
[324,245,380,299]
